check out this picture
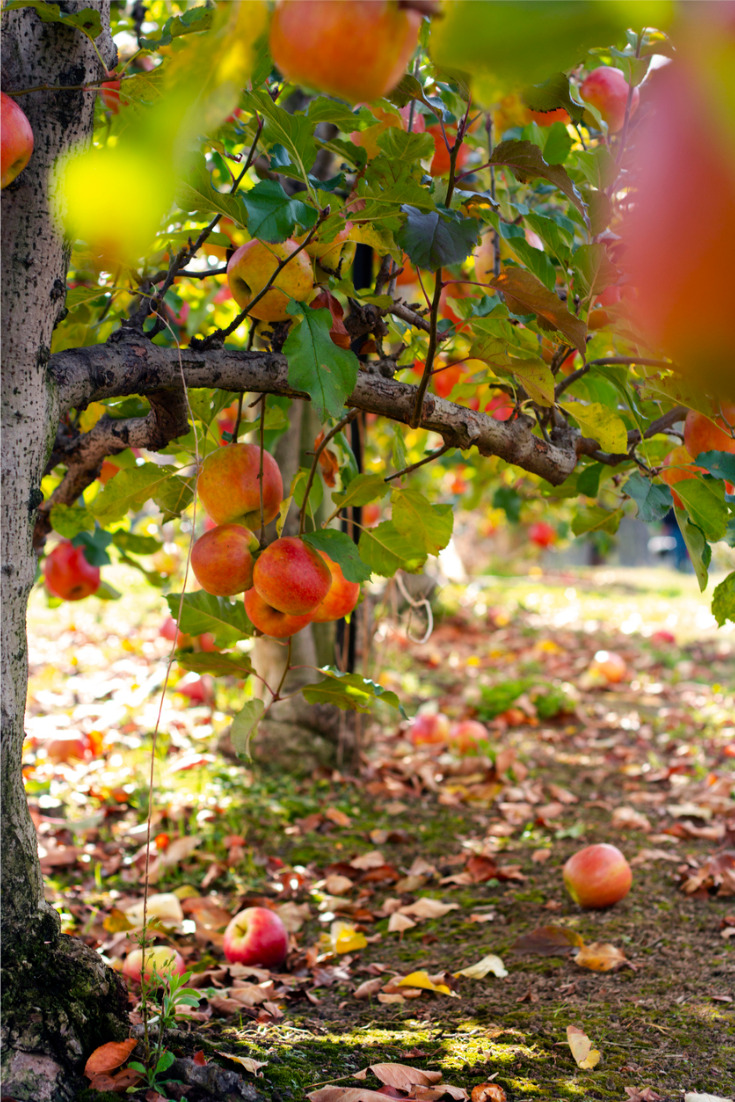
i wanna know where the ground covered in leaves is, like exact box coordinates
[25,566,735,1102]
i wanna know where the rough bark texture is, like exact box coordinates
[1,6,128,1098]
[48,341,580,485]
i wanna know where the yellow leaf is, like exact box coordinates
[78,402,108,432]
[561,401,628,453]
[330,920,367,954]
[567,1025,601,1069]
[454,953,508,979]
[396,971,452,995]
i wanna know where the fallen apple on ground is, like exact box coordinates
[563,843,632,909]
[122,946,186,983]
[408,712,451,747]
[589,650,627,684]
[223,906,289,968]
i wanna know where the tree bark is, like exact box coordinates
[1,7,128,1098]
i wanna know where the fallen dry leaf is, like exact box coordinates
[574,942,632,973]
[454,954,508,979]
[216,1051,267,1075]
[353,977,384,999]
[566,1024,601,1069]
[307,1089,398,1101]
[84,1038,138,1078]
[388,912,417,933]
[471,1086,506,1102]
[399,898,459,920]
[355,1063,442,1088]
[624,1089,662,1101]
[512,925,584,956]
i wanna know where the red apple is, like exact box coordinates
[651,629,676,645]
[99,459,120,485]
[191,523,258,596]
[122,946,186,984]
[1,91,34,189]
[660,445,706,509]
[408,712,451,747]
[43,541,100,601]
[99,74,121,113]
[244,587,313,638]
[223,906,289,968]
[252,536,331,615]
[160,616,193,650]
[174,674,213,704]
[448,719,489,754]
[310,553,361,623]
[580,66,639,133]
[269,0,421,104]
[529,522,556,549]
[428,125,469,176]
[683,405,735,459]
[197,443,283,529]
[529,107,570,127]
[226,238,314,322]
[563,843,632,909]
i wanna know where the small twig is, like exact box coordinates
[386,441,452,482]
[302,409,360,532]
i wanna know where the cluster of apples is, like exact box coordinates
[191,442,359,638]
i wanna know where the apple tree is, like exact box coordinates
[2,1,735,1096]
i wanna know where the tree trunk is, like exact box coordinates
[1,7,128,1099]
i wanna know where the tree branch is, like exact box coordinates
[48,339,580,486]
[34,388,190,546]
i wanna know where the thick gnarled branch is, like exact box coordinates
[48,339,580,486]
[34,387,189,546]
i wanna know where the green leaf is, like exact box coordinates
[571,505,623,536]
[230,700,265,758]
[90,463,178,524]
[561,401,628,453]
[490,268,587,353]
[302,667,405,717]
[397,206,479,271]
[166,592,253,648]
[523,72,585,123]
[242,180,317,243]
[49,504,95,538]
[110,530,161,556]
[176,652,254,678]
[153,475,195,522]
[673,479,728,542]
[490,140,586,218]
[283,305,359,420]
[303,530,372,583]
[243,90,318,190]
[712,571,735,627]
[332,473,390,511]
[175,157,247,225]
[139,2,213,47]
[625,473,672,522]
[477,678,534,720]
[6,1,102,36]
[391,489,454,556]
[376,127,435,164]
[72,528,112,566]
[674,507,711,591]
[358,521,426,577]
[572,243,620,298]
[695,451,735,482]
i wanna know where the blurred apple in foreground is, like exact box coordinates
[122,946,185,983]
[223,906,288,967]
[563,843,632,909]
[621,50,735,398]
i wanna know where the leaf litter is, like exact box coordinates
[25,566,735,1100]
